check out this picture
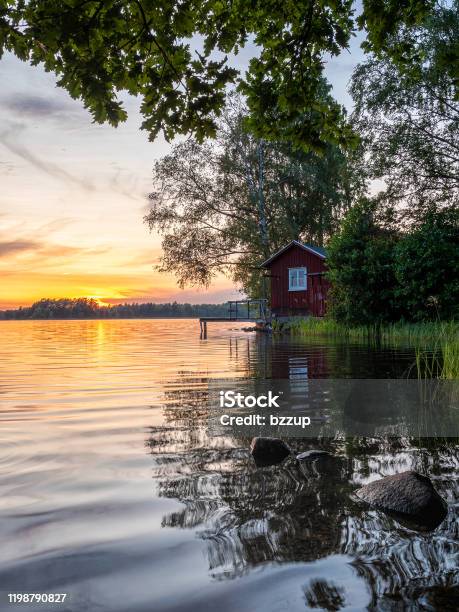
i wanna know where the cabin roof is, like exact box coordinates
[259,240,327,268]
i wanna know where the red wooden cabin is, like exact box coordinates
[260,240,330,317]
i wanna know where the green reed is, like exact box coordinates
[415,339,459,380]
[283,318,459,379]
[442,340,459,379]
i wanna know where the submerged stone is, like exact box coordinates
[296,450,332,461]
[250,437,291,466]
[356,471,447,530]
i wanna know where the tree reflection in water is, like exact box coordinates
[147,337,459,610]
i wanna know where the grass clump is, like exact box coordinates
[281,317,459,379]
[285,317,458,345]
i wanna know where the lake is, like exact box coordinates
[0,319,458,611]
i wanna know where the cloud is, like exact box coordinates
[0,93,93,134]
[125,250,162,266]
[0,122,94,191]
[0,160,17,175]
[0,239,39,257]
[102,286,242,305]
[0,94,72,119]
[108,167,146,201]
[0,233,110,262]
[35,218,76,235]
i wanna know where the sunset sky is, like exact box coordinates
[0,36,364,309]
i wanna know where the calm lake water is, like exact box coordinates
[0,320,458,611]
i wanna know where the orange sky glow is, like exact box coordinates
[0,54,241,309]
[0,38,358,309]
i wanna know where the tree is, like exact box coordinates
[326,199,400,325]
[394,210,459,321]
[351,0,459,220]
[0,0,445,150]
[144,99,362,296]
[0,298,230,319]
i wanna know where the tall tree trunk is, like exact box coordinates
[257,139,269,258]
[240,138,269,256]
[317,208,324,247]
[239,137,270,300]
[257,139,269,304]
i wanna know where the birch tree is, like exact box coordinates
[144,101,363,296]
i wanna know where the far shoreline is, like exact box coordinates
[0,316,240,321]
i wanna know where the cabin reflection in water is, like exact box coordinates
[148,334,459,610]
[228,334,330,380]
[227,333,418,380]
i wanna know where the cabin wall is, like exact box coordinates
[267,245,329,317]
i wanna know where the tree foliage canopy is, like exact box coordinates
[394,210,459,321]
[144,99,362,295]
[326,1,459,325]
[327,202,459,324]
[0,298,229,319]
[0,0,447,149]
[351,0,459,218]
[326,199,400,325]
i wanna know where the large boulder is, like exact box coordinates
[356,471,447,530]
[250,437,291,466]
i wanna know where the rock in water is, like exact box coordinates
[296,450,332,461]
[356,471,447,530]
[250,437,291,466]
[296,449,339,480]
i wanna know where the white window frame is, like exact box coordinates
[288,267,307,291]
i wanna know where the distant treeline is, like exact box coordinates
[0,298,230,320]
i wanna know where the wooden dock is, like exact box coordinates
[199,300,268,337]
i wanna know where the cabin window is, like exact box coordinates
[288,267,307,291]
